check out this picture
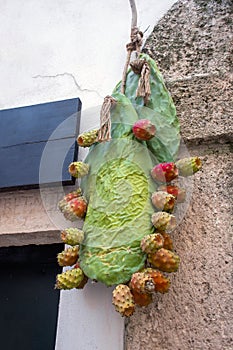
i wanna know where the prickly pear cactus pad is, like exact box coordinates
[56,53,202,317]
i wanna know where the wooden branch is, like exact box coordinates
[121,0,138,94]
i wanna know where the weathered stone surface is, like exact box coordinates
[126,1,233,350]
[126,146,233,350]
[143,0,233,144]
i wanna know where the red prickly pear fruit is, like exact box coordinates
[69,197,87,218]
[131,290,153,307]
[160,232,174,251]
[151,191,176,212]
[151,162,178,183]
[132,119,156,141]
[60,197,87,221]
[176,157,202,177]
[58,189,82,213]
[158,185,186,203]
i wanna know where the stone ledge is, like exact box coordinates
[0,230,61,247]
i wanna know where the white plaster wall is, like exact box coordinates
[0,1,177,349]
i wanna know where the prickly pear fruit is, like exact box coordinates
[130,271,155,294]
[158,185,186,203]
[57,246,79,266]
[151,191,176,212]
[143,268,170,293]
[58,189,82,212]
[151,162,178,183]
[160,232,174,251]
[140,233,164,254]
[148,248,180,273]
[151,212,176,232]
[112,284,135,317]
[77,129,98,147]
[68,162,89,178]
[60,197,87,221]
[132,119,156,141]
[55,267,84,289]
[131,290,153,307]
[61,228,84,246]
[176,156,202,177]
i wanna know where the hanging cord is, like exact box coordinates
[97,95,117,142]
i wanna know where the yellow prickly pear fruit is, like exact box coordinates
[61,228,84,246]
[112,284,135,317]
[151,212,176,232]
[140,233,164,254]
[57,246,79,267]
[176,156,202,177]
[77,129,98,147]
[68,162,89,178]
[55,267,84,289]
[151,191,176,212]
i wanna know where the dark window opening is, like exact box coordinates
[0,244,63,350]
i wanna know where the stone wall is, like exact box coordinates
[126,1,233,349]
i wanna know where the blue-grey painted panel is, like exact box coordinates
[0,98,81,189]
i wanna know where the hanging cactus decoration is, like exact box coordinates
[55,52,202,316]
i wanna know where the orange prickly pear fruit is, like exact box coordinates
[131,290,153,307]
[148,248,180,273]
[57,246,79,267]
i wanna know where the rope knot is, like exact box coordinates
[136,61,151,105]
[98,96,117,142]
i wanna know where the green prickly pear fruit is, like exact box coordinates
[148,248,180,273]
[112,284,135,317]
[77,129,98,147]
[176,156,202,177]
[158,185,186,203]
[57,246,79,267]
[143,268,170,293]
[160,232,174,251]
[151,191,176,212]
[151,212,176,232]
[140,233,164,254]
[68,161,89,178]
[61,228,84,246]
[55,267,84,289]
